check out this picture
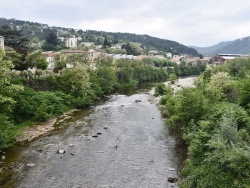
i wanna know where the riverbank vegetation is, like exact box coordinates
[0,48,205,150]
[158,58,250,187]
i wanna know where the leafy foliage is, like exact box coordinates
[159,57,250,187]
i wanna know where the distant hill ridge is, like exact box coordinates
[192,37,250,56]
[0,17,200,56]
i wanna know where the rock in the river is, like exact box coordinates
[69,144,74,147]
[97,132,102,135]
[0,161,5,167]
[36,148,43,153]
[26,163,36,167]
[92,135,98,138]
[167,168,176,172]
[57,149,66,154]
[1,156,6,160]
[135,99,141,103]
[104,127,108,129]
[167,176,178,183]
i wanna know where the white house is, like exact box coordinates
[65,35,78,48]
[81,42,95,47]
[166,53,172,58]
[42,51,61,70]
[0,36,4,49]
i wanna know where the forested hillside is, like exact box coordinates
[89,30,200,56]
[0,18,200,56]
[193,37,250,56]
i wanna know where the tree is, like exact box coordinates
[0,24,29,61]
[205,72,236,102]
[0,48,23,116]
[4,50,25,70]
[0,24,29,51]
[24,50,48,70]
[65,53,90,67]
[42,32,60,51]
[122,42,143,55]
[239,77,250,109]
[103,37,109,48]
[58,64,91,98]
[53,54,67,73]
[96,65,117,93]
[168,73,177,84]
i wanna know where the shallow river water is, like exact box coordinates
[0,81,194,188]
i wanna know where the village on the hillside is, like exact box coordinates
[0,34,248,72]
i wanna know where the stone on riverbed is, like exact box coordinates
[57,149,66,154]
[26,163,36,167]
[167,176,178,183]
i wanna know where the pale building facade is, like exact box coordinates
[65,35,78,48]
[0,36,4,49]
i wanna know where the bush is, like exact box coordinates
[0,114,15,149]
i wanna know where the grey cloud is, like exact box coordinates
[1,0,250,46]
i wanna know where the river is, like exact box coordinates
[0,78,196,188]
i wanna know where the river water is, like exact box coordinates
[0,81,193,188]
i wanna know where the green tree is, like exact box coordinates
[24,50,48,70]
[96,65,117,93]
[65,53,90,67]
[42,32,59,51]
[0,24,29,61]
[53,54,67,73]
[4,50,25,70]
[58,64,91,98]
[168,73,177,84]
[122,42,143,55]
[0,24,29,51]
[0,49,23,115]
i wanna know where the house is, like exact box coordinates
[88,49,107,60]
[61,49,86,55]
[111,43,124,49]
[0,36,4,49]
[170,56,181,64]
[108,54,135,60]
[43,50,87,70]
[65,35,78,48]
[148,50,158,54]
[155,55,165,59]
[42,51,61,70]
[81,42,95,47]
[211,54,241,64]
[166,53,172,58]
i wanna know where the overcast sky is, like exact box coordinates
[1,0,250,47]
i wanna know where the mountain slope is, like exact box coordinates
[102,31,200,56]
[193,37,250,56]
[0,18,200,56]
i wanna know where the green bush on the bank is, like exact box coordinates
[159,59,250,188]
[0,115,15,148]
